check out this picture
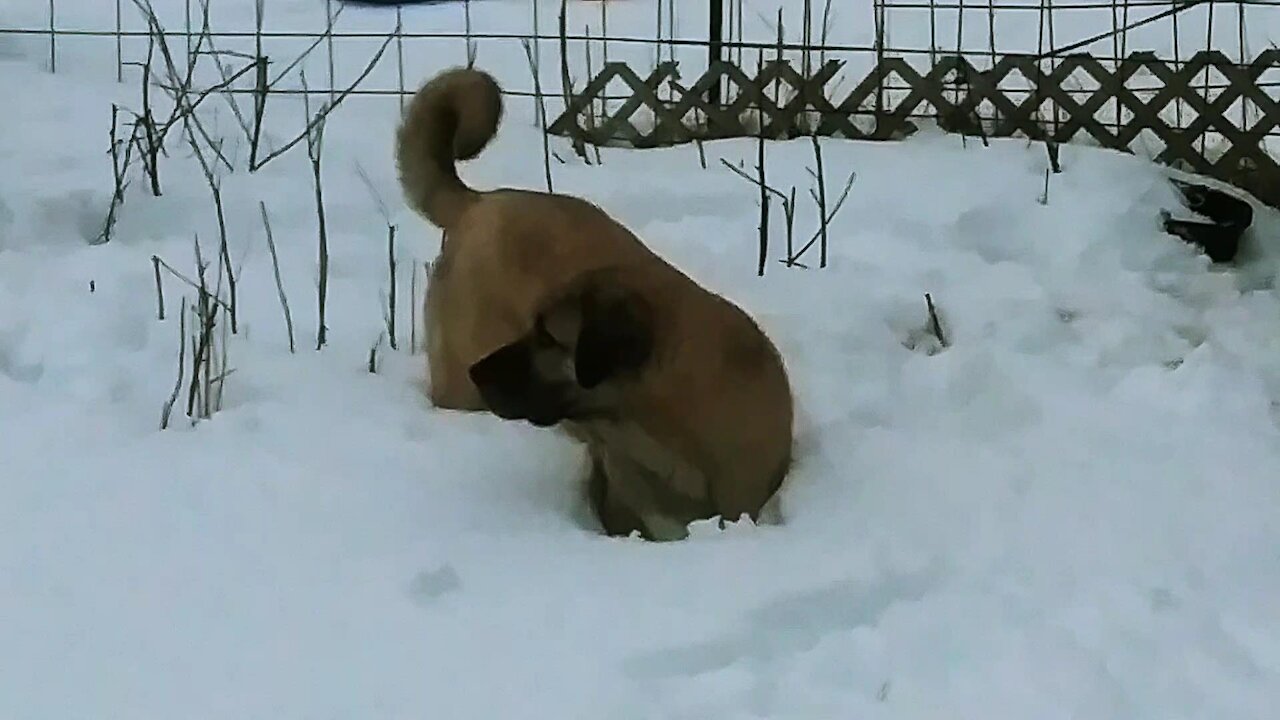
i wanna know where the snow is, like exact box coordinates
[3,1,1280,718]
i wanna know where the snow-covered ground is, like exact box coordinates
[3,1,1280,718]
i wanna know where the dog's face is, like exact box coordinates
[468,283,653,427]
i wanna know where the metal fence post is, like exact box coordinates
[708,0,723,106]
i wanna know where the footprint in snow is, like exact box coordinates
[407,564,461,606]
[622,567,939,679]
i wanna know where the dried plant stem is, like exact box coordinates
[186,236,218,419]
[305,82,331,351]
[48,0,57,73]
[326,0,337,102]
[115,0,124,81]
[583,23,603,164]
[252,31,395,171]
[811,136,829,268]
[757,131,770,276]
[138,35,163,196]
[250,56,269,168]
[463,0,476,67]
[521,38,554,193]
[159,297,187,430]
[311,149,330,350]
[266,5,346,87]
[792,165,857,266]
[559,0,591,163]
[183,122,237,334]
[720,156,797,270]
[386,225,399,351]
[98,104,135,245]
[152,255,166,320]
[802,0,813,78]
[259,201,296,353]
[395,7,407,116]
[368,332,386,374]
[410,263,420,355]
[153,256,232,313]
[925,293,947,348]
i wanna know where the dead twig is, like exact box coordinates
[790,164,856,266]
[368,332,386,374]
[558,0,591,164]
[182,123,238,333]
[251,31,394,171]
[259,201,296,353]
[520,38,554,192]
[925,293,947,348]
[152,255,166,320]
[159,297,187,430]
[152,255,233,313]
[97,104,136,245]
[386,224,399,351]
[304,73,331,351]
[720,155,795,272]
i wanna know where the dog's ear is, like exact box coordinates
[574,290,653,390]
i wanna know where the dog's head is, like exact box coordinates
[468,278,653,427]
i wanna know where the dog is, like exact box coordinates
[396,66,794,540]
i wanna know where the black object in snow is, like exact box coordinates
[1161,179,1253,264]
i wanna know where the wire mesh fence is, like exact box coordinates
[3,0,1279,203]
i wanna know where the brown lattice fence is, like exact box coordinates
[548,49,1280,209]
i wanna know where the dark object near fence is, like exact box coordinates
[1160,179,1253,263]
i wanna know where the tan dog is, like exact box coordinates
[396,66,794,540]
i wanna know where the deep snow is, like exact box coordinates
[2,1,1280,718]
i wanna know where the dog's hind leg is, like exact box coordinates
[423,297,487,411]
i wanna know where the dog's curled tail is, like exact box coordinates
[395,67,503,230]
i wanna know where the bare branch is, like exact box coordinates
[251,30,395,171]
[259,201,296,353]
[159,297,187,430]
[520,38,554,192]
[926,293,948,348]
[152,255,233,313]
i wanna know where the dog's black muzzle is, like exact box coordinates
[469,342,567,428]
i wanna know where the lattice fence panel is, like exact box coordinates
[549,50,1280,208]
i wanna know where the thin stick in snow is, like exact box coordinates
[925,293,948,348]
[153,256,233,313]
[368,332,386,374]
[410,262,419,355]
[251,31,394,171]
[48,0,57,73]
[326,0,337,103]
[259,201,296,354]
[463,0,477,67]
[159,297,187,430]
[183,124,237,334]
[810,136,829,268]
[520,38,554,193]
[304,76,331,351]
[719,155,795,272]
[98,104,135,246]
[793,163,857,266]
[152,255,166,320]
[386,224,399,351]
[560,0,588,163]
[187,235,218,420]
